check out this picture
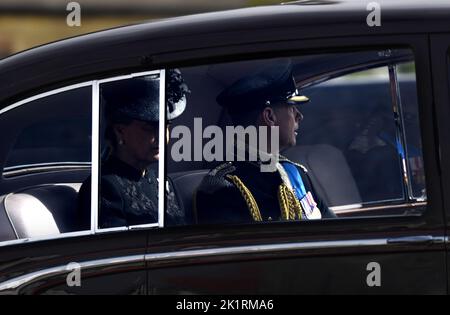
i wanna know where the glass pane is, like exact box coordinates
[165,49,425,225]
[0,86,92,242]
[4,88,91,172]
[97,73,162,230]
[299,66,404,205]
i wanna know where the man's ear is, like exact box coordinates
[260,107,277,126]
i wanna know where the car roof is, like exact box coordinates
[1,0,449,107]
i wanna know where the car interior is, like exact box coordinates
[0,49,424,243]
[0,87,92,241]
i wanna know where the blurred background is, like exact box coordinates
[0,0,281,59]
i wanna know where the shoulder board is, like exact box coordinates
[295,163,308,173]
[279,155,308,173]
[209,162,236,177]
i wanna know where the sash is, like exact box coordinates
[280,162,322,220]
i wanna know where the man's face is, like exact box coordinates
[274,103,303,150]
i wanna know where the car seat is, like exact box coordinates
[3,183,82,239]
[283,144,361,207]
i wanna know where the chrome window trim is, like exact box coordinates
[0,230,93,249]
[158,69,166,228]
[0,81,96,247]
[0,254,144,293]
[94,69,164,233]
[96,70,161,85]
[0,81,94,116]
[3,164,91,178]
[0,235,444,292]
[144,238,387,262]
[96,223,159,235]
[389,63,413,202]
[331,201,427,215]
[91,81,100,234]
[4,162,92,172]
[0,70,166,246]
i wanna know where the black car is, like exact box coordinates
[0,0,449,295]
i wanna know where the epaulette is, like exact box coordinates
[199,162,236,194]
[209,162,236,177]
[279,155,308,173]
[296,163,308,173]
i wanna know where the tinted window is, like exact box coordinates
[0,86,92,242]
[166,48,426,225]
[4,87,91,173]
[299,66,404,205]
[93,73,165,231]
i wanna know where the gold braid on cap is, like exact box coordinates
[227,175,262,222]
[278,184,303,221]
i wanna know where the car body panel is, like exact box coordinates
[0,230,147,294]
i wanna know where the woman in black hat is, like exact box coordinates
[78,70,189,229]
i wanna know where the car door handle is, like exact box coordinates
[387,235,443,245]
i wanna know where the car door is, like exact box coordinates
[430,33,450,294]
[146,34,447,294]
[0,82,149,295]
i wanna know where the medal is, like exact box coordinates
[301,192,322,220]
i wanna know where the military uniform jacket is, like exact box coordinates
[195,157,335,224]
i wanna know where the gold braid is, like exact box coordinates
[227,175,262,222]
[278,184,291,220]
[278,184,303,221]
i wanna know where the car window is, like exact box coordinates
[0,50,426,245]
[91,71,165,231]
[3,88,91,174]
[166,48,427,225]
[0,85,92,243]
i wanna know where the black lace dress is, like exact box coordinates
[78,157,185,229]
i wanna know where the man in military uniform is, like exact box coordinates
[195,61,336,224]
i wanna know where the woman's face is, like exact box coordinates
[114,120,160,167]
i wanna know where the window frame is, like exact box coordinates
[0,38,437,247]
[166,51,426,220]
[94,69,166,234]
[0,81,95,247]
[0,69,167,247]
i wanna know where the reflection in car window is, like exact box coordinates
[0,86,92,243]
[166,48,426,225]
